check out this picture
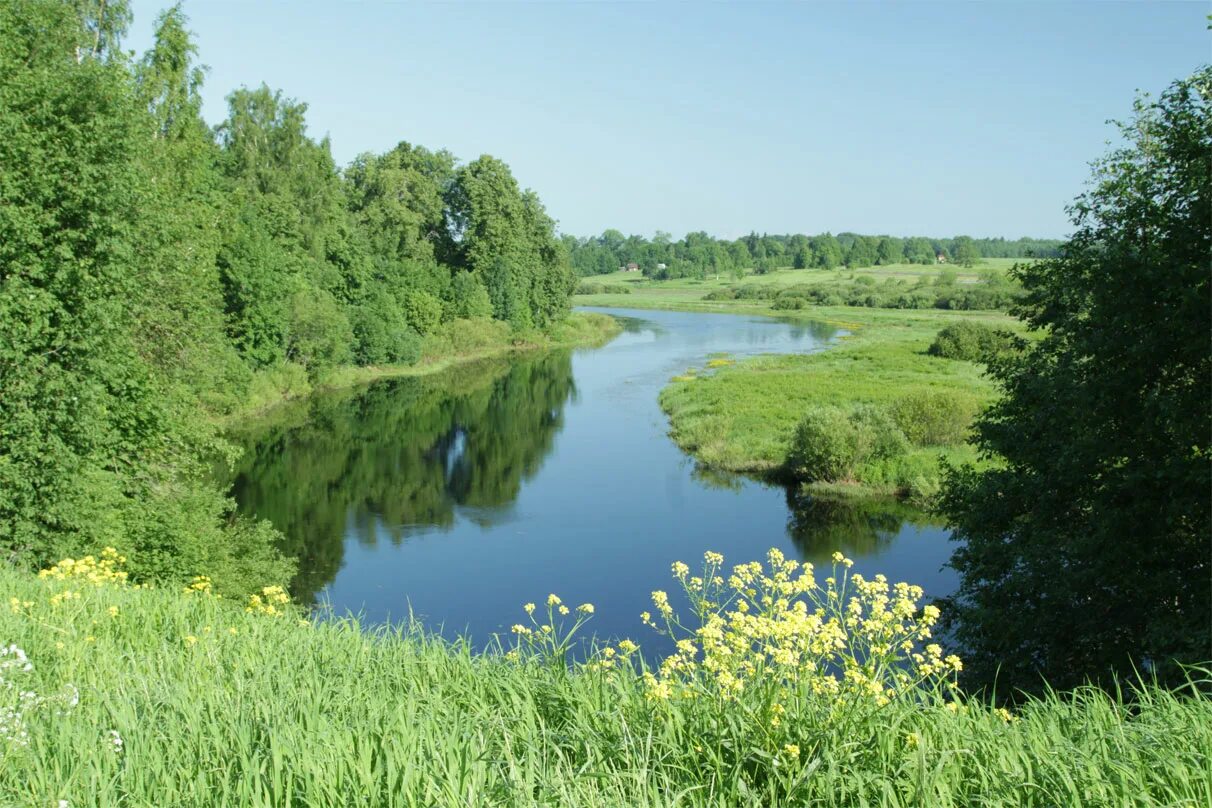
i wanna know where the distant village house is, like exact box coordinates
[623,262,640,272]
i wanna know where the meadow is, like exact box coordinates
[576,264,1021,501]
[3,550,1209,807]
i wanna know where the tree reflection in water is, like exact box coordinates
[784,487,938,560]
[224,352,577,603]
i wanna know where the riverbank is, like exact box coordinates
[4,556,1208,806]
[575,267,1020,502]
[227,311,621,424]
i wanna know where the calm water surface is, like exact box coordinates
[227,308,956,648]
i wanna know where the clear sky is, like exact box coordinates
[127,1,1208,240]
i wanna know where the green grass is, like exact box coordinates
[2,564,1209,807]
[573,259,1024,304]
[574,268,1016,500]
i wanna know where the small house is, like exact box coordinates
[656,263,667,270]
[936,253,947,264]
[624,262,640,272]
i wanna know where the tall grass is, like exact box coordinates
[2,560,1208,807]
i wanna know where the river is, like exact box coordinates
[226,307,957,649]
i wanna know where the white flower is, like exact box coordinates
[107,729,123,754]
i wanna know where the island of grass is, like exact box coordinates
[575,262,1022,502]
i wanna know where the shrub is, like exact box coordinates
[284,290,353,370]
[448,271,495,319]
[928,321,1015,362]
[890,390,978,446]
[350,287,422,365]
[401,290,444,336]
[787,407,859,481]
[787,405,908,482]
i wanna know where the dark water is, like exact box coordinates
[226,308,957,648]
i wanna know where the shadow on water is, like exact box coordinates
[225,352,578,604]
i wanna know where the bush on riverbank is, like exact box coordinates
[2,552,1208,807]
[786,405,908,482]
[784,395,976,501]
[928,321,1016,363]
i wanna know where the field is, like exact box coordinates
[3,555,1209,807]
[575,264,1023,501]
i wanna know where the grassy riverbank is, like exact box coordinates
[576,266,1018,502]
[231,311,621,421]
[3,557,1209,807]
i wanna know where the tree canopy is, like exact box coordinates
[0,0,576,592]
[941,67,1212,694]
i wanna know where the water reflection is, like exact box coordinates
[784,489,936,558]
[227,353,577,603]
[225,307,955,646]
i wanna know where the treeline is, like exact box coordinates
[566,230,1062,279]
[706,268,1023,312]
[0,1,573,591]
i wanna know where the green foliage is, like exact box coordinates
[951,236,981,267]
[928,321,1015,363]
[709,272,1023,312]
[876,236,904,265]
[447,270,495,319]
[0,0,580,594]
[284,289,353,369]
[349,286,422,365]
[445,156,572,329]
[889,391,978,446]
[844,235,879,268]
[787,406,909,483]
[942,68,1212,694]
[401,288,444,336]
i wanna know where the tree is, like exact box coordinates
[445,155,569,329]
[904,236,936,265]
[941,68,1212,694]
[809,233,842,269]
[876,236,904,265]
[792,245,811,269]
[844,235,878,268]
[952,236,980,267]
[0,0,152,560]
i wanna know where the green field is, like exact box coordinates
[3,554,1209,807]
[576,258,1022,306]
[575,265,1021,501]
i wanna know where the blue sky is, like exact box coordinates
[127,1,1208,240]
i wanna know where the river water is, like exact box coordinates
[227,307,956,648]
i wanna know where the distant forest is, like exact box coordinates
[565,231,1063,280]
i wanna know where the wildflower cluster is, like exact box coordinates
[37,547,128,587]
[183,576,215,596]
[642,549,962,711]
[508,595,596,664]
[245,586,290,616]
